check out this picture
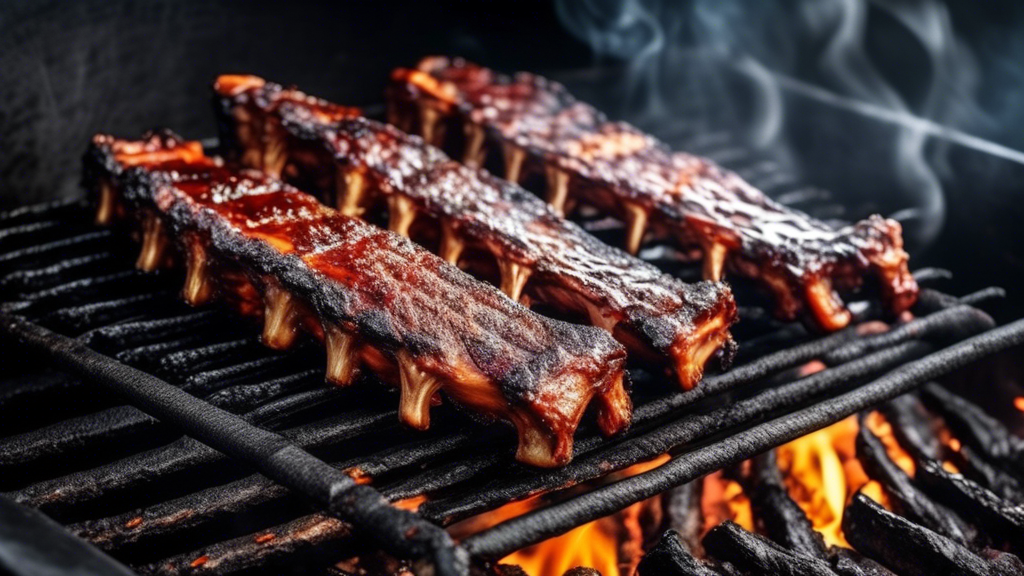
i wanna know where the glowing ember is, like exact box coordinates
[777,417,857,548]
[864,412,916,476]
[1015,396,1024,412]
[700,471,754,534]
[453,455,670,576]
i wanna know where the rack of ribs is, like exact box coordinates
[386,57,919,332]
[82,130,632,468]
[212,75,737,390]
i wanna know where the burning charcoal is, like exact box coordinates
[490,565,529,576]
[921,384,1024,477]
[842,492,1024,576]
[702,521,839,576]
[883,393,1024,501]
[855,413,974,544]
[735,450,829,560]
[829,547,895,576]
[636,530,723,576]
[662,480,705,555]
[916,459,1024,554]
[954,444,1024,502]
[561,569,602,576]
[878,394,943,460]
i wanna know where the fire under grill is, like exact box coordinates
[1,125,1023,576]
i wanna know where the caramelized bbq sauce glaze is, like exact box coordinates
[388,57,919,332]
[83,131,631,467]
[212,75,737,390]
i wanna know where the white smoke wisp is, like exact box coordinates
[555,0,994,249]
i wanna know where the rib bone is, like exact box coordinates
[397,351,443,430]
[324,325,359,386]
[95,181,116,225]
[623,202,649,256]
[183,239,213,306]
[261,119,287,178]
[805,277,852,332]
[337,167,367,217]
[544,165,570,216]
[702,241,729,282]
[387,195,417,237]
[135,212,168,272]
[462,122,487,168]
[418,104,444,147]
[262,282,301,350]
[498,259,532,301]
[439,220,465,264]
[503,142,526,183]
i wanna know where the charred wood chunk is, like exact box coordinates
[916,459,1024,554]
[828,547,895,576]
[636,530,722,576]
[740,449,828,560]
[921,384,1024,478]
[878,394,943,461]
[955,444,1024,503]
[855,412,974,544]
[661,480,705,556]
[702,520,839,576]
[843,492,1024,576]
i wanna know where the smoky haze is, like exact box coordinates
[554,0,1023,251]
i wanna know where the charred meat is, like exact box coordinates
[83,131,632,467]
[387,57,919,332]
[213,75,737,389]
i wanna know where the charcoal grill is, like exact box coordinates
[2,112,1023,575]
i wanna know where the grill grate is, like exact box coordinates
[1,131,1022,576]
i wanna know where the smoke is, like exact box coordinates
[555,0,996,249]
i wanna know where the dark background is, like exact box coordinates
[1,0,1023,312]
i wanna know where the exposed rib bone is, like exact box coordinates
[545,165,570,216]
[623,203,649,255]
[261,120,287,178]
[805,277,852,332]
[95,181,116,225]
[462,122,487,168]
[136,213,168,272]
[397,351,443,430]
[183,240,213,306]
[387,195,417,237]
[418,104,444,147]
[439,220,465,264]
[702,241,729,282]
[337,167,367,217]
[324,325,359,386]
[503,142,526,183]
[262,282,301,350]
[498,259,532,301]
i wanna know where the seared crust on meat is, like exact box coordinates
[387,57,918,331]
[213,76,737,389]
[83,130,631,467]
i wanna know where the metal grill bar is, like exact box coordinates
[0,312,469,576]
[461,318,1024,559]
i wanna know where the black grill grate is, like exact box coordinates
[2,132,1022,576]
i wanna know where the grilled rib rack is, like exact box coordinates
[2,134,1023,576]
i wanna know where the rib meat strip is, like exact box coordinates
[213,75,737,389]
[83,130,631,467]
[387,57,919,331]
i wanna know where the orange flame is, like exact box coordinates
[451,455,670,576]
[1015,396,1024,413]
[700,471,754,535]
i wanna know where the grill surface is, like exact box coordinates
[2,131,1023,576]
